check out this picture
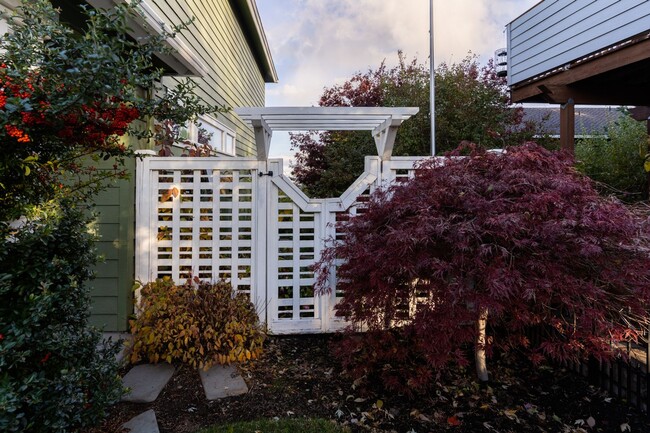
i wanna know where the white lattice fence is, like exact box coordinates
[136,155,424,334]
[136,158,264,309]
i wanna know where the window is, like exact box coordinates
[179,115,237,156]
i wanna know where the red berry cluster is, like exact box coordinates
[0,64,139,149]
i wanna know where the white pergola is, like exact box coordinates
[234,107,419,161]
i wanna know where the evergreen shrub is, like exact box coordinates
[576,114,648,201]
[0,206,123,433]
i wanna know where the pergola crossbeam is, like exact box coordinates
[235,106,418,161]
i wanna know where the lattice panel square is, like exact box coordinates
[392,167,416,183]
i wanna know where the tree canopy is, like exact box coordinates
[291,53,539,198]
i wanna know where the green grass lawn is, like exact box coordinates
[195,418,349,433]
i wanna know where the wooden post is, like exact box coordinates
[560,98,575,154]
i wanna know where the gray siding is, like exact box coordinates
[154,0,267,156]
[507,0,650,86]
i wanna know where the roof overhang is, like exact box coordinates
[235,106,419,161]
[230,0,278,83]
[511,32,650,106]
[630,106,650,121]
[86,0,208,77]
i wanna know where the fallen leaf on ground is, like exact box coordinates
[524,403,537,414]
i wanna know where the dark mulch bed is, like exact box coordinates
[85,334,650,433]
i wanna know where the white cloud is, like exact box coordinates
[256,0,538,157]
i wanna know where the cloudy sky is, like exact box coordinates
[255,0,539,159]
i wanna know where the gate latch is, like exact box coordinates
[258,171,274,177]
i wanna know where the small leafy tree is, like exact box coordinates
[129,279,265,369]
[0,1,219,431]
[434,57,536,151]
[576,112,648,201]
[291,54,539,197]
[317,143,650,395]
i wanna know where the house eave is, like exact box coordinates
[230,0,278,83]
[510,32,650,106]
[86,0,208,77]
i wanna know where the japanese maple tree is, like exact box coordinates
[318,143,650,394]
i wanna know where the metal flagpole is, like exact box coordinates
[429,0,435,156]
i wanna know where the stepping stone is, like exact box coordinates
[121,409,159,433]
[199,364,248,400]
[122,364,175,403]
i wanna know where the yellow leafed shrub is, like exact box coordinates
[128,279,265,369]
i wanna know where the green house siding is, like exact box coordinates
[89,0,271,330]
[88,158,136,331]
[157,0,267,156]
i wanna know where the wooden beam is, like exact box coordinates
[511,37,650,103]
[534,84,650,105]
[560,99,575,155]
[630,106,650,121]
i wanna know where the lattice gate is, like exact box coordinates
[136,155,422,334]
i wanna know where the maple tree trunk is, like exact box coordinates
[475,306,489,383]
[646,120,650,200]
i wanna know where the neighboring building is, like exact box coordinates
[522,105,627,139]
[504,0,650,150]
[0,0,277,330]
